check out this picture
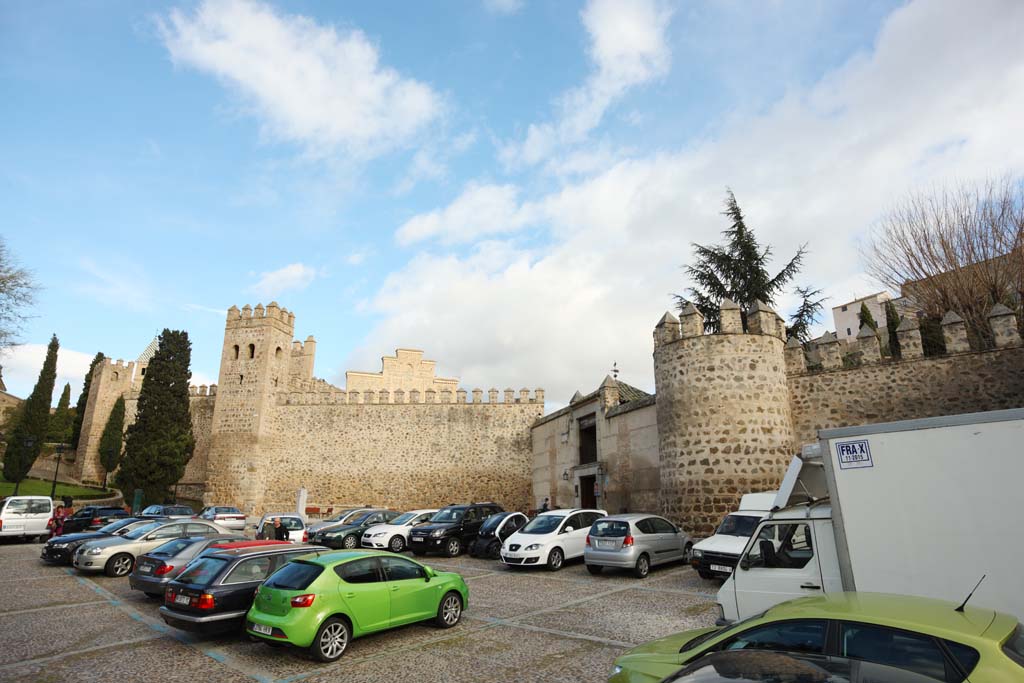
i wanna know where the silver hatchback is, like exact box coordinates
[583,513,692,578]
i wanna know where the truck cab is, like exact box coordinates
[690,492,775,580]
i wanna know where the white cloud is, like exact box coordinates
[0,345,97,407]
[249,263,318,298]
[395,182,536,245]
[345,249,371,266]
[363,0,1024,407]
[76,259,154,312]
[483,0,523,15]
[182,303,227,316]
[500,0,672,167]
[159,0,443,160]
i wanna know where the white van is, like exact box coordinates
[689,492,775,579]
[0,495,54,541]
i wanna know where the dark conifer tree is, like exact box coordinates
[674,190,806,332]
[71,352,105,451]
[97,395,125,489]
[115,329,194,505]
[47,382,73,443]
[858,301,879,331]
[884,300,902,359]
[3,335,59,493]
[787,286,827,344]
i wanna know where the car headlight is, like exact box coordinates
[610,665,622,676]
[524,544,541,551]
[692,549,703,558]
[431,530,444,538]
[372,532,384,537]
[87,547,103,555]
[52,543,68,549]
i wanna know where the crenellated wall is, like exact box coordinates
[73,358,136,484]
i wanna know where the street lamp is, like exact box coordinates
[50,444,65,499]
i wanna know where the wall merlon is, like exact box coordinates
[719,298,743,333]
[988,303,1021,348]
[654,311,682,346]
[896,316,924,360]
[941,310,970,354]
[856,323,881,363]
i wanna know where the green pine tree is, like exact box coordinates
[47,383,73,443]
[97,395,125,489]
[920,315,946,356]
[3,334,59,493]
[71,352,105,451]
[673,190,806,332]
[858,302,879,331]
[884,300,902,359]
[787,286,827,344]
[115,329,194,505]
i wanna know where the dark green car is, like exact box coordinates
[312,510,401,549]
[246,550,468,662]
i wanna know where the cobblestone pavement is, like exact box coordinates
[0,540,720,683]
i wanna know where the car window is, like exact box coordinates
[177,557,228,585]
[28,499,52,514]
[216,507,240,514]
[943,640,980,679]
[722,620,827,655]
[222,556,274,584]
[186,523,214,536]
[746,523,814,569]
[591,519,629,537]
[431,508,465,523]
[364,513,384,524]
[521,514,565,535]
[152,538,196,555]
[381,557,426,581]
[141,505,161,515]
[563,514,583,532]
[149,524,184,539]
[635,518,657,534]
[383,511,400,522]
[335,558,382,584]
[278,517,303,530]
[463,508,479,523]
[265,561,323,590]
[839,622,949,682]
[651,517,677,534]
[3,499,29,514]
[508,514,525,530]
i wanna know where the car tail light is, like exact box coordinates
[154,564,174,576]
[585,534,591,547]
[196,593,215,610]
[165,589,175,603]
[623,535,634,547]
[91,518,101,526]
[302,530,309,543]
[290,594,315,608]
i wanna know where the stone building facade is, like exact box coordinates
[75,303,544,514]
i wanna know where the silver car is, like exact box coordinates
[128,533,244,596]
[583,513,692,578]
[73,518,230,577]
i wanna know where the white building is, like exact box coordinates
[832,292,892,342]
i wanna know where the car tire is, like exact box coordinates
[309,617,350,662]
[586,564,603,575]
[145,592,162,599]
[633,554,650,579]
[444,538,462,557]
[343,534,359,550]
[697,569,714,580]
[487,540,501,560]
[546,547,564,572]
[412,549,427,556]
[388,535,405,553]
[434,592,463,629]
[106,553,134,577]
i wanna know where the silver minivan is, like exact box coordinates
[584,513,692,578]
[0,495,53,541]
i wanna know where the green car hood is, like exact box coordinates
[611,627,718,683]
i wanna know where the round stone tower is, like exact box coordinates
[653,299,794,536]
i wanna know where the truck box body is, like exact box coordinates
[718,408,1024,623]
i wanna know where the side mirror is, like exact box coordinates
[739,555,751,571]
[563,526,574,533]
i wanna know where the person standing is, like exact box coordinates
[539,498,550,512]
[272,517,290,541]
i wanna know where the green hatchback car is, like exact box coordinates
[609,593,1024,683]
[246,550,468,661]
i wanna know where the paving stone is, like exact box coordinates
[0,574,104,613]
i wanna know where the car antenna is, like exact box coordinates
[954,575,986,612]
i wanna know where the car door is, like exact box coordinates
[65,507,94,534]
[335,558,390,633]
[381,556,435,626]
[27,498,53,535]
[142,523,186,552]
[218,554,277,612]
[707,619,828,660]
[650,516,683,565]
[462,507,481,540]
[560,513,587,558]
[731,522,824,619]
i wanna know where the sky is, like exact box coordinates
[2,0,1023,409]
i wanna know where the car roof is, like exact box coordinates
[304,549,395,566]
[259,512,304,519]
[600,513,661,522]
[537,508,604,516]
[405,508,438,514]
[206,542,323,558]
[765,592,1005,641]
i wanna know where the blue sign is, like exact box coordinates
[835,439,873,470]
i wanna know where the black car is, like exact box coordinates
[40,518,152,565]
[311,509,401,549]
[468,511,528,559]
[140,504,195,519]
[409,502,504,557]
[159,542,328,634]
[663,649,945,683]
[60,506,130,534]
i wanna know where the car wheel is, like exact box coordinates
[343,534,359,550]
[546,547,564,572]
[633,554,650,579]
[434,592,462,628]
[698,569,714,580]
[683,542,693,563]
[309,617,350,662]
[487,540,501,560]
[106,553,134,577]
[444,538,462,557]
[586,564,602,575]
[389,535,405,553]
[145,592,162,599]
[412,549,426,556]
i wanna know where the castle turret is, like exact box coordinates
[73,358,136,483]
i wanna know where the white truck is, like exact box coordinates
[717,407,1024,624]
[690,491,776,579]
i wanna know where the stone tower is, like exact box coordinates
[653,300,794,536]
[203,302,300,512]
[73,358,136,483]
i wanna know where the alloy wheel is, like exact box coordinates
[343,535,358,549]
[442,594,461,626]
[113,555,132,576]
[389,536,405,553]
[319,621,348,660]
[548,548,563,571]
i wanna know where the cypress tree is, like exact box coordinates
[47,383,73,443]
[71,352,105,451]
[3,334,59,493]
[115,329,194,505]
[858,301,878,331]
[884,300,902,359]
[97,395,125,489]
[920,315,946,356]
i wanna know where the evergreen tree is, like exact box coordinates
[71,352,104,451]
[97,395,125,489]
[115,329,194,505]
[3,335,59,493]
[920,315,946,356]
[47,383,73,443]
[884,300,902,359]
[858,302,878,331]
[787,286,827,344]
[673,190,806,332]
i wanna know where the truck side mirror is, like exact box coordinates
[740,555,751,571]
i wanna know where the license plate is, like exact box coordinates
[139,565,152,574]
[504,553,520,559]
[411,537,423,542]
[598,540,615,549]
[251,622,272,635]
[175,594,191,605]
[710,564,732,573]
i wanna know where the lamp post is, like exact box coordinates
[50,444,65,499]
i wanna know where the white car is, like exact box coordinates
[501,508,607,571]
[255,512,306,542]
[196,505,247,531]
[0,495,53,541]
[361,508,437,553]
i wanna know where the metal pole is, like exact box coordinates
[50,445,63,499]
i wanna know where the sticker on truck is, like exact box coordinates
[835,439,873,469]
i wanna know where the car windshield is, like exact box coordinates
[716,514,762,537]
[152,538,197,556]
[389,512,417,525]
[265,561,324,590]
[326,508,358,522]
[678,611,768,653]
[266,517,303,531]
[124,521,163,539]
[520,515,565,535]
[168,506,193,515]
[141,505,162,515]
[215,507,240,514]
[347,511,374,525]
[176,557,228,586]
[99,518,135,534]
[480,514,508,533]
[590,520,629,537]
[431,508,465,523]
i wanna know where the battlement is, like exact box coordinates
[653,298,787,348]
[276,386,545,406]
[226,302,295,330]
[102,358,135,371]
[189,384,218,397]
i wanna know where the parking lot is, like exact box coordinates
[0,539,720,683]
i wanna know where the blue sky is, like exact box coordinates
[2,0,1023,407]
